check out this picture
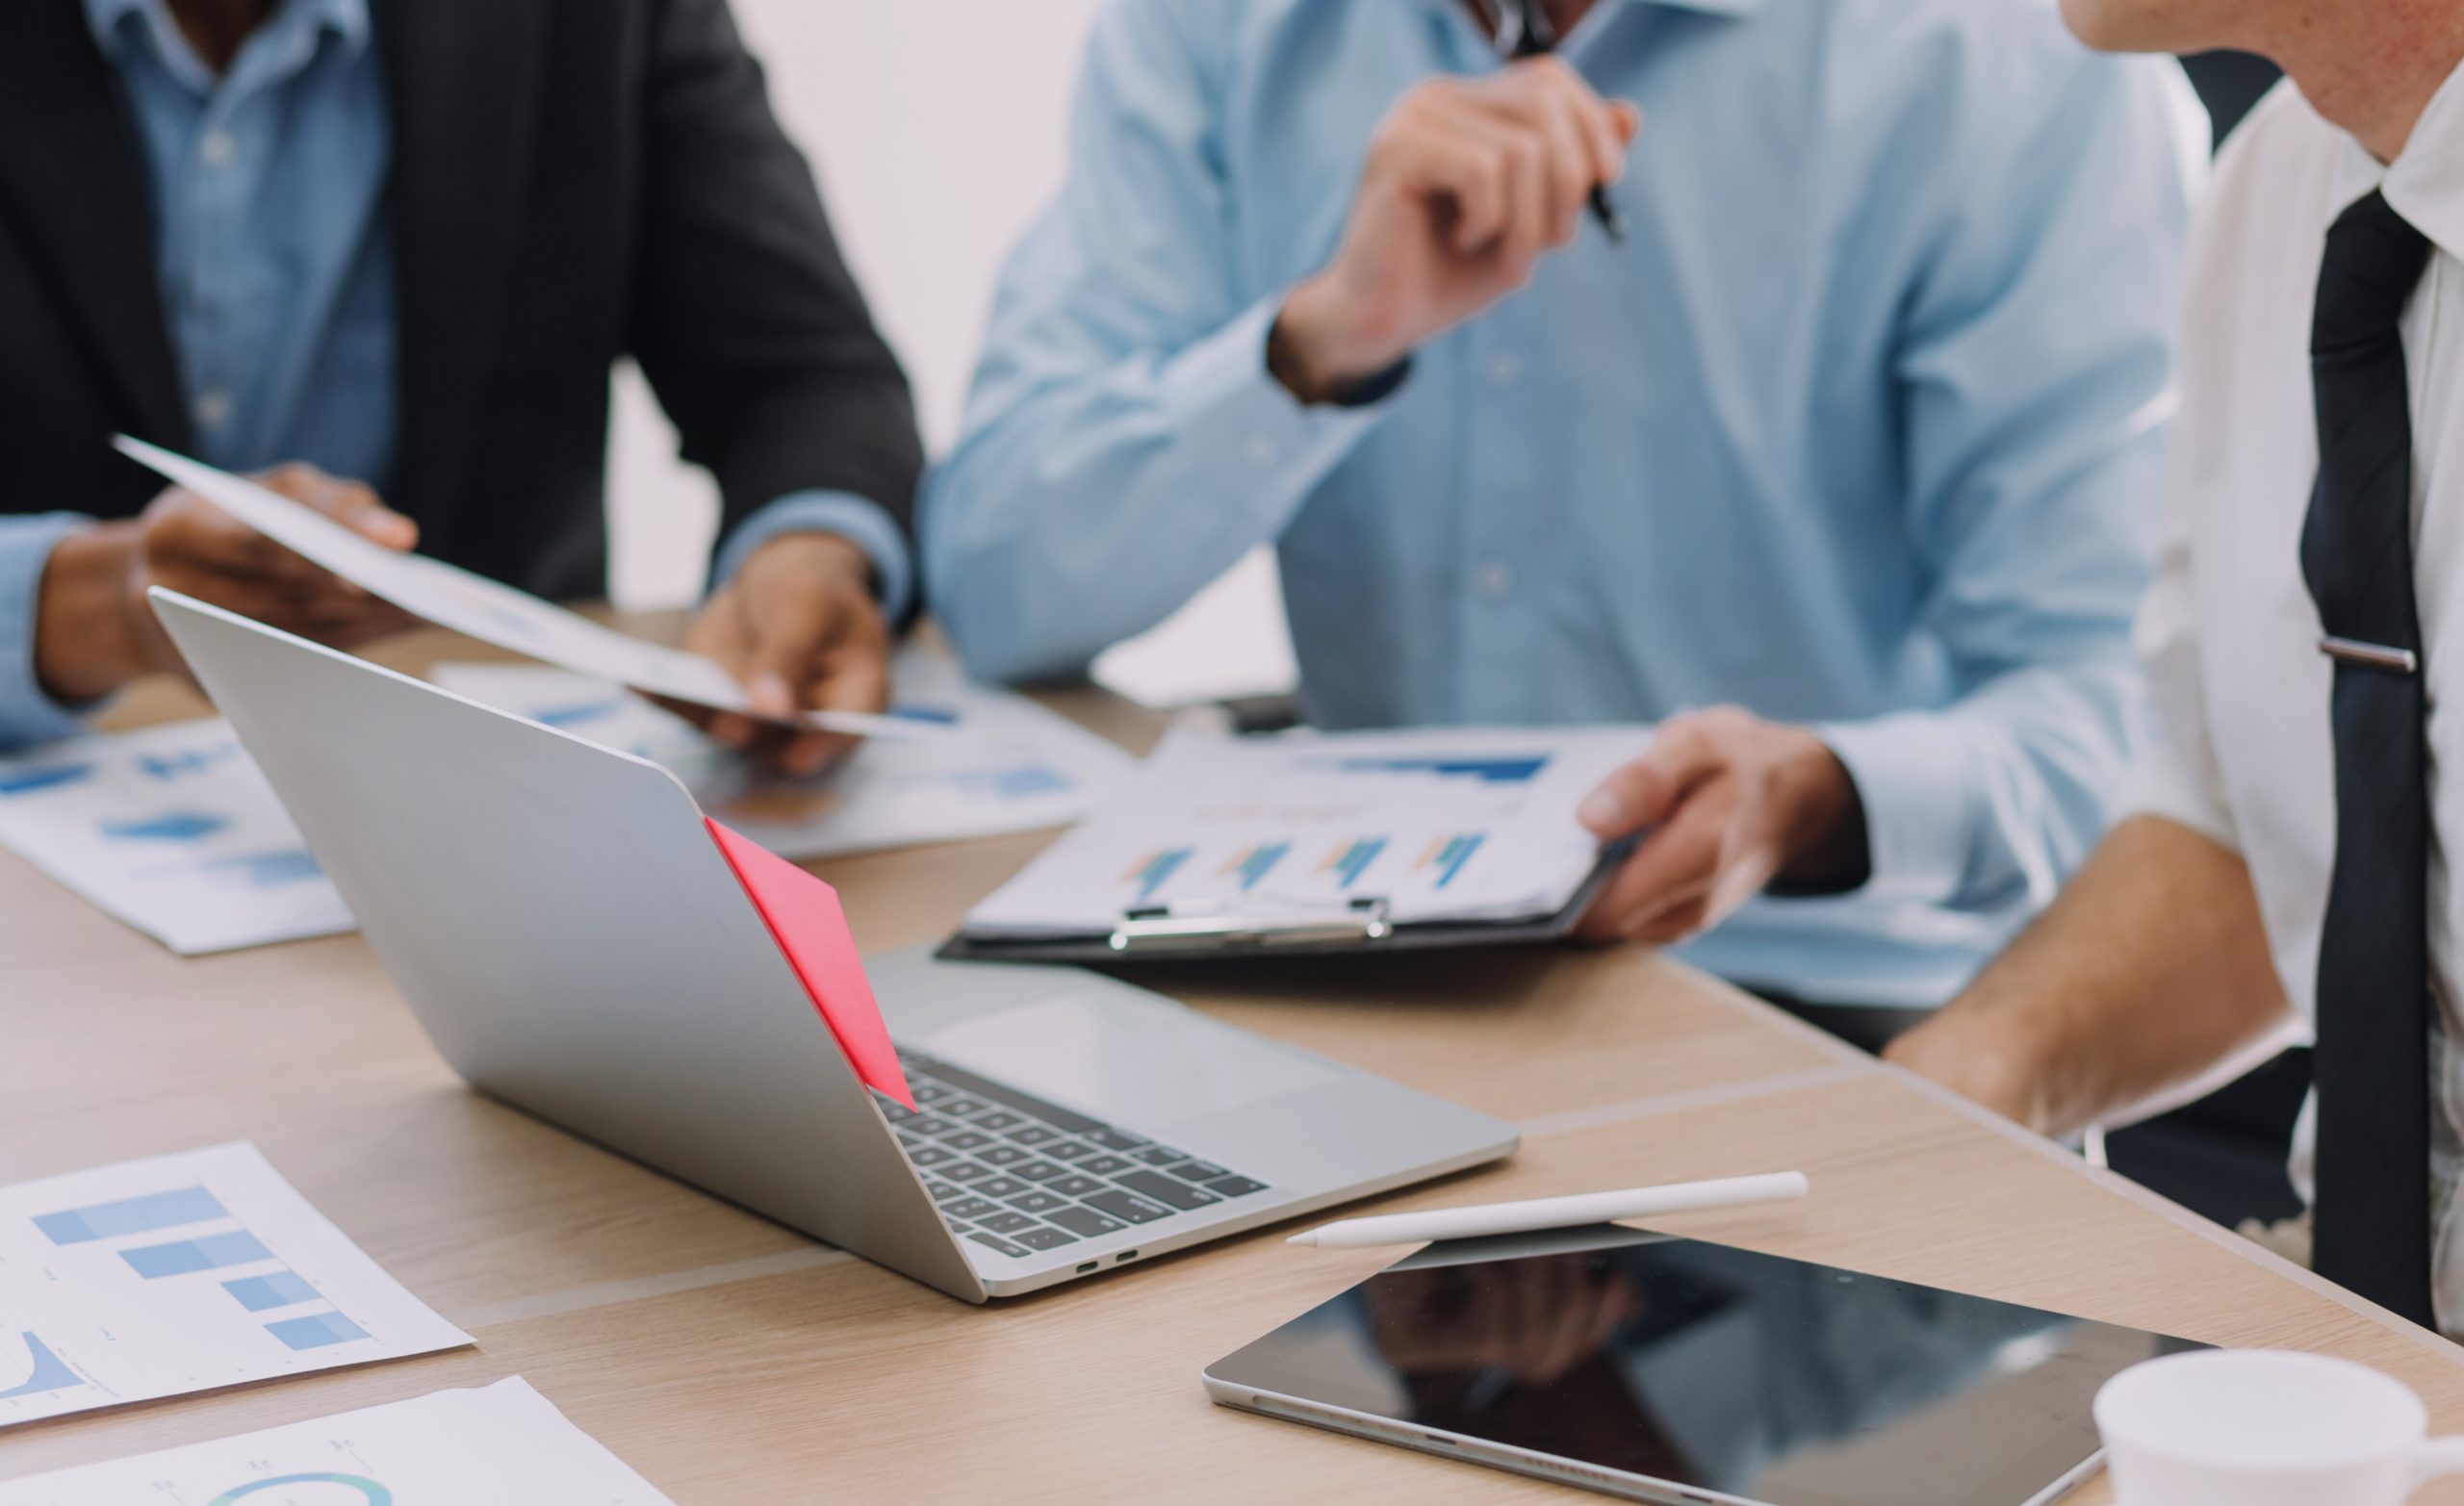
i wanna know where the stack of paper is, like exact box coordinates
[432,652,1133,860]
[962,726,1650,937]
[0,720,350,955]
[0,1378,673,1503]
[0,1143,467,1427]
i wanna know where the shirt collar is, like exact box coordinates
[1432,0,1765,22]
[2380,56,2464,263]
[83,0,373,68]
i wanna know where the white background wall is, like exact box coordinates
[606,0,1294,704]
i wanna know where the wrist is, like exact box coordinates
[751,530,878,600]
[33,523,151,706]
[1270,272,1407,405]
[1772,729,1871,893]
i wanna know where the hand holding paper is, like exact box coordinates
[114,437,942,742]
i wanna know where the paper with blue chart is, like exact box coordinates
[0,1377,672,1504]
[0,720,350,955]
[962,726,1652,937]
[430,651,1134,860]
[0,1143,468,1429]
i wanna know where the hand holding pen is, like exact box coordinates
[1267,20,1639,404]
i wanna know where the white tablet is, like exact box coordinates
[1204,1225,2206,1506]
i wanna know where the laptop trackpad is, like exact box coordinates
[915,990,1341,1132]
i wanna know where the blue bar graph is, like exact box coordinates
[1329,755,1550,785]
[139,745,241,781]
[1329,838,1386,889]
[1123,846,1193,903]
[197,849,325,889]
[121,1230,274,1278]
[37,1186,228,1245]
[887,702,963,726]
[224,1270,322,1312]
[1429,833,1486,889]
[266,1313,369,1351]
[0,763,92,797]
[0,1333,82,1400]
[1228,842,1290,892]
[101,810,230,843]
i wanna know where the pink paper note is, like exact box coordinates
[706,819,914,1110]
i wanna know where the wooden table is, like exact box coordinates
[6,622,2461,1503]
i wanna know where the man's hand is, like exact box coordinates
[682,532,892,776]
[1270,59,1640,401]
[1573,707,1867,945]
[35,464,418,706]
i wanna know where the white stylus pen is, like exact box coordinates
[1285,1171,1810,1250]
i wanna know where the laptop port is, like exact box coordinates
[1116,1250,1139,1263]
[1076,1262,1099,1274]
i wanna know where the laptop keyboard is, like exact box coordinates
[881,1048,1273,1261]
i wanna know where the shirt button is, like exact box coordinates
[199,129,236,167]
[193,388,234,429]
[1243,433,1280,468]
[1474,560,1514,600]
[1485,352,1523,388]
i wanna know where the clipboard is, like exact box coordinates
[937,837,1633,965]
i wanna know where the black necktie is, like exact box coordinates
[2303,189,2438,1328]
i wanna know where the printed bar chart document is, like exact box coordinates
[951,726,1649,960]
[0,1144,468,1427]
[115,437,939,743]
[0,1377,673,1504]
[431,652,1132,860]
[0,720,349,955]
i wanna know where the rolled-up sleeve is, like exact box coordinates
[0,516,98,751]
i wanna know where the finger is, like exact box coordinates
[316,478,418,551]
[1520,74,1599,244]
[154,497,330,586]
[1577,720,1730,838]
[1391,116,1512,252]
[681,597,760,751]
[1575,798,1727,940]
[1630,892,1714,946]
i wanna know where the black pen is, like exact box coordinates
[1500,0,1627,244]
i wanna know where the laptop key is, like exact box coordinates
[1115,1169,1224,1212]
[974,1111,1026,1133]
[1169,1160,1229,1181]
[1086,1188,1173,1224]
[1042,1139,1096,1161]
[1047,1206,1127,1238]
[906,1145,956,1168]
[968,1232,1029,1258]
[1086,1129,1149,1152]
[940,1096,990,1117]
[1133,1146,1188,1167]
[978,1212,1039,1235]
[1007,1190,1068,1213]
[1014,1226,1080,1251]
[925,1182,964,1204]
[1206,1175,1269,1198]
[975,1176,1033,1199]
[1047,1174,1105,1198]
[944,1197,1002,1220]
[979,1145,1028,1167]
[1009,1125,1058,1147]
[1011,1160,1065,1182]
[939,1161,994,1183]
[1078,1155,1136,1177]
[899,1115,958,1137]
[942,1131,995,1153]
[879,1102,918,1124]
[911,1083,954,1105]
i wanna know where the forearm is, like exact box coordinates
[925,298,1388,683]
[1886,814,2293,1139]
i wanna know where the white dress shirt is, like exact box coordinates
[2129,66,2464,1335]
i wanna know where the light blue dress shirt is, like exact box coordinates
[0,0,909,751]
[924,0,2197,1007]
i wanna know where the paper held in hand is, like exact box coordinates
[114,436,945,742]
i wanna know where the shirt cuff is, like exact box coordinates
[1163,296,1403,487]
[1811,713,1978,907]
[2118,739,2241,855]
[0,515,102,751]
[711,491,915,625]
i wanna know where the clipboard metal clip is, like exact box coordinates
[1107,897,1395,955]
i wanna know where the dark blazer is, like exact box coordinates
[0,0,922,600]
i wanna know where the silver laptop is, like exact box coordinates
[152,588,1517,1302]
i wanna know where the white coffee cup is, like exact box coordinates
[2095,1350,2464,1505]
